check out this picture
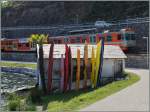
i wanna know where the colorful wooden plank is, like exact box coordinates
[64,44,69,92]
[60,54,64,92]
[47,43,54,93]
[97,38,105,87]
[90,47,95,88]
[76,49,80,90]
[94,41,101,87]
[71,54,73,90]
[68,47,72,90]
[83,42,88,89]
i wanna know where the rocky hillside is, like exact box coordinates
[1,1,149,26]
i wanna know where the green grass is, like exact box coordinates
[0,62,37,69]
[40,72,140,111]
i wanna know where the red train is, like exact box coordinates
[1,38,36,52]
[1,28,136,52]
[48,28,136,51]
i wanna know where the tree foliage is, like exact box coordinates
[28,34,48,94]
[1,0,13,8]
[28,34,48,45]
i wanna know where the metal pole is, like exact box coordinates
[143,37,148,68]
[147,37,149,68]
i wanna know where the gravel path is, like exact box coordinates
[80,68,149,111]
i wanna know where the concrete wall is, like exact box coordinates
[1,67,36,76]
[1,52,37,62]
[125,54,148,69]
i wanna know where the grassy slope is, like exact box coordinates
[41,72,140,111]
[0,62,37,69]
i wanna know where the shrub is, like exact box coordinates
[8,99,20,111]
[7,93,22,111]
[27,87,43,104]
[7,92,19,100]
[25,104,36,111]
[7,92,37,111]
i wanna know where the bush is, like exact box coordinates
[8,99,20,111]
[7,93,21,111]
[27,87,43,104]
[7,92,20,100]
[7,92,37,111]
[25,104,36,111]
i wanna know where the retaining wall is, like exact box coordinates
[1,67,37,76]
[125,54,148,69]
[1,52,37,62]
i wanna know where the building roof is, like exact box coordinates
[37,44,127,59]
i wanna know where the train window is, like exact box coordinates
[70,39,75,43]
[118,34,121,40]
[131,34,135,40]
[18,44,22,47]
[82,38,86,43]
[125,34,130,40]
[26,43,29,47]
[125,33,135,40]
[64,38,68,42]
[76,37,80,43]
[13,44,17,48]
[90,36,93,43]
[58,40,61,43]
[107,35,112,41]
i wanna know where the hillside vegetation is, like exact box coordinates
[1,1,149,26]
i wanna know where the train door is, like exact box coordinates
[57,38,63,44]
[70,36,76,43]
[86,36,90,43]
[81,36,87,43]
[61,38,64,44]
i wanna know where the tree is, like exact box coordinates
[1,0,13,8]
[29,34,48,94]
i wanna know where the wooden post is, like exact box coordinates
[76,49,80,90]
[39,44,47,94]
[47,43,54,93]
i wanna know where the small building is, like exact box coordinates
[37,44,127,90]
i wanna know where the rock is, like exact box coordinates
[1,72,37,94]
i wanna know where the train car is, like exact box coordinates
[1,38,19,51]
[103,28,136,51]
[17,38,36,51]
[48,28,136,51]
[1,28,136,52]
[120,28,136,50]
[1,38,36,52]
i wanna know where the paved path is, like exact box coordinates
[80,68,149,111]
